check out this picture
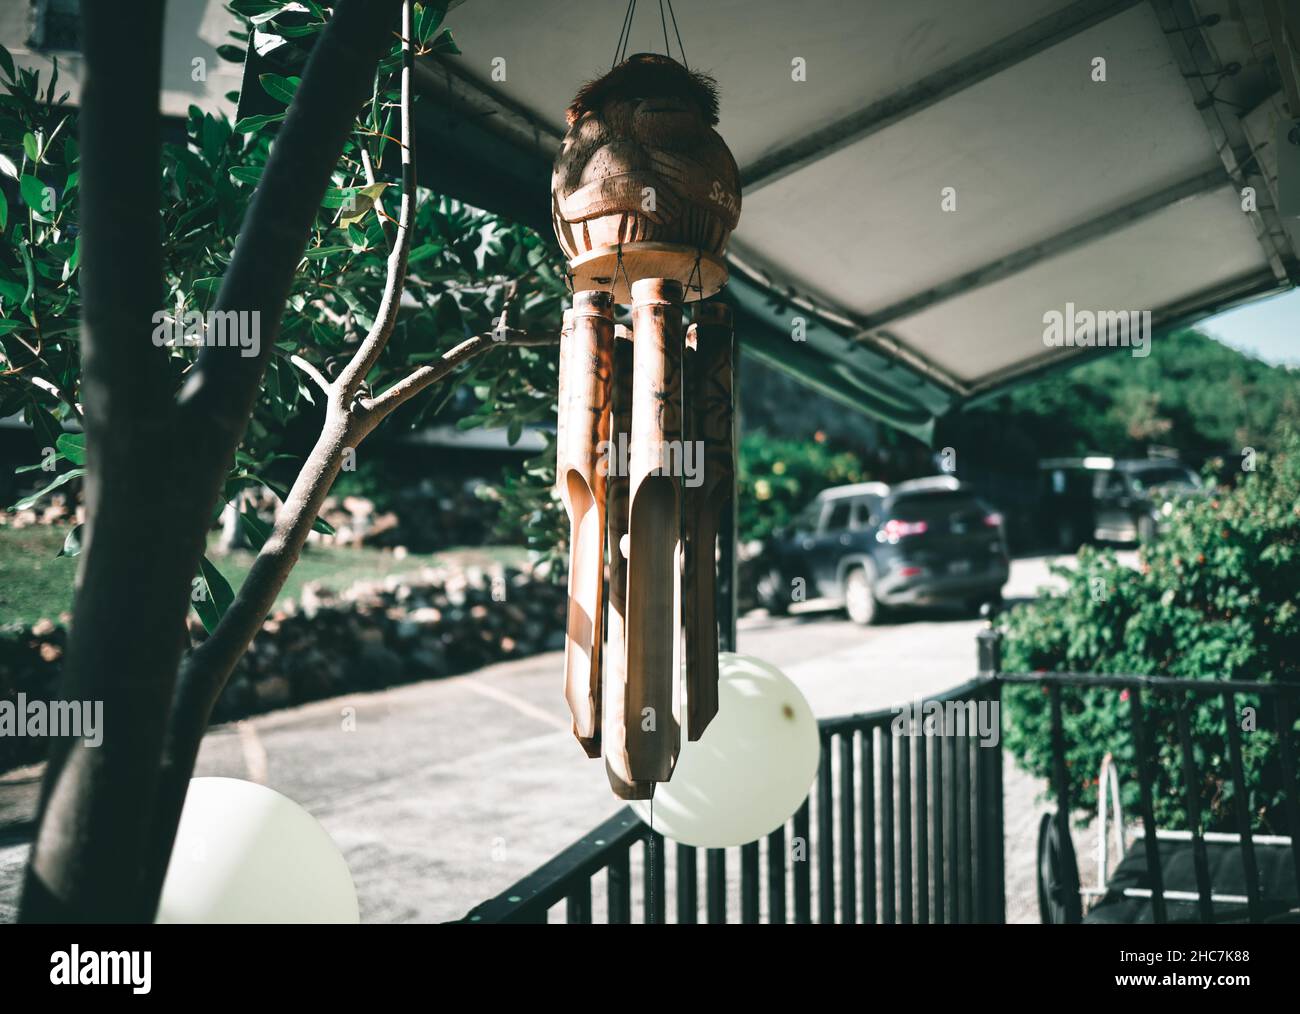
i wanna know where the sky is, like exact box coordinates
[1199,288,1300,368]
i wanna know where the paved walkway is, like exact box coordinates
[0,553,1115,922]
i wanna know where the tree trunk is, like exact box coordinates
[19,0,403,923]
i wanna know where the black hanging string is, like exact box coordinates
[613,0,637,67]
[666,0,689,68]
[615,242,633,300]
[613,0,689,67]
[685,246,704,301]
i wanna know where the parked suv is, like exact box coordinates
[753,477,1009,624]
[1038,457,1203,549]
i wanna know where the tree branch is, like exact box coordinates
[361,328,558,420]
[176,0,402,445]
[333,3,415,399]
[360,146,396,249]
[289,353,330,395]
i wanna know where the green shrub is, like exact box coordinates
[738,431,868,542]
[1000,430,1300,832]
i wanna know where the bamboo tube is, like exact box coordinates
[622,277,684,783]
[602,328,656,798]
[682,300,734,740]
[559,291,613,755]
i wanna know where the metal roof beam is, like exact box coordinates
[849,166,1228,333]
[1150,0,1295,283]
[740,0,1142,193]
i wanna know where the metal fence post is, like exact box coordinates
[976,607,1003,677]
[974,614,1005,922]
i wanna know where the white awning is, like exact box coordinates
[414,0,1299,433]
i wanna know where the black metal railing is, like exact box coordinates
[1000,669,1300,925]
[463,627,1299,925]
[463,676,1006,924]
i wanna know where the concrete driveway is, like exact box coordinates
[0,553,1113,923]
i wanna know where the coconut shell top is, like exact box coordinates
[552,54,741,302]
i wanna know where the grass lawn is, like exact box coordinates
[0,525,528,628]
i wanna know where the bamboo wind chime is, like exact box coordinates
[553,53,742,799]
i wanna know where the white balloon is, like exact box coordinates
[630,652,820,848]
[157,777,359,924]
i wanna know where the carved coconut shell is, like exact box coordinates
[552,54,741,302]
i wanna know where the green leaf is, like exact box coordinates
[27,400,60,452]
[237,509,273,551]
[229,165,263,185]
[62,235,80,281]
[192,555,236,634]
[245,1,300,24]
[431,28,460,56]
[19,244,34,309]
[22,132,38,162]
[191,276,223,307]
[216,44,246,63]
[312,515,335,536]
[414,2,449,44]
[56,432,85,465]
[0,45,15,83]
[201,115,229,159]
[229,0,283,17]
[0,279,25,308]
[258,73,301,105]
[20,174,55,218]
[0,153,18,180]
[408,241,444,264]
[0,190,6,232]
[340,182,388,226]
[233,112,285,133]
[58,523,84,558]
[301,244,350,260]
[10,467,84,511]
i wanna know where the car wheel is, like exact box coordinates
[844,566,880,625]
[1137,515,1157,544]
[1055,517,1077,553]
[756,567,790,616]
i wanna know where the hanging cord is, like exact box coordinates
[613,0,689,67]
[613,0,637,67]
[685,247,704,300]
[614,242,634,300]
[666,0,689,68]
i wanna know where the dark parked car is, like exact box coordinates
[753,477,1009,624]
[1037,457,1203,549]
